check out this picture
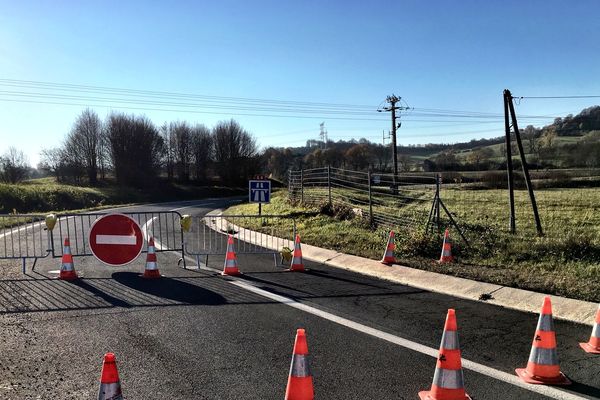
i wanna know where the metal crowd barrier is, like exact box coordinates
[183,214,296,267]
[52,211,185,258]
[0,214,52,272]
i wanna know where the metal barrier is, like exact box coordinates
[0,214,52,272]
[183,214,296,267]
[51,211,185,258]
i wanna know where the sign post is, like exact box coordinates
[249,177,271,216]
[89,214,144,266]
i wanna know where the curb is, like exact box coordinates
[214,211,597,326]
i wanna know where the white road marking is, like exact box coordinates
[229,280,589,400]
[95,235,137,245]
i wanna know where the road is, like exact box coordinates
[0,197,598,399]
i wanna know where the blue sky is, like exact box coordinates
[1,0,599,165]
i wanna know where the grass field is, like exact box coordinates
[226,187,600,302]
[0,177,244,215]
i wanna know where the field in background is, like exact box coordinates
[226,186,600,303]
[0,177,244,214]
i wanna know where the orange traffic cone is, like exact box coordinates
[98,353,123,400]
[289,235,305,272]
[419,309,471,400]
[59,237,78,280]
[580,304,600,354]
[381,231,396,265]
[439,229,454,263]
[516,296,571,385]
[222,235,241,276]
[285,329,314,400]
[142,237,161,279]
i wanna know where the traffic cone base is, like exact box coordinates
[289,234,305,272]
[143,269,161,279]
[381,231,396,265]
[418,390,471,400]
[515,368,571,385]
[579,342,600,354]
[59,269,78,281]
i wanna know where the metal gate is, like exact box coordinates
[183,214,296,267]
[0,214,52,272]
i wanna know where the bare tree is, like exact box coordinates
[0,147,30,183]
[190,124,212,182]
[212,120,258,184]
[65,109,102,184]
[105,113,164,186]
[39,148,63,181]
[171,121,192,181]
[160,122,176,180]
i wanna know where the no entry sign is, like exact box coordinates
[89,214,144,266]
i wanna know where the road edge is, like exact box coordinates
[215,211,597,326]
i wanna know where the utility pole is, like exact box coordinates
[379,95,409,190]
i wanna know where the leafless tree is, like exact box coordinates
[171,121,192,181]
[0,147,30,183]
[64,109,102,184]
[212,120,258,184]
[160,122,176,180]
[190,124,212,181]
[105,113,164,186]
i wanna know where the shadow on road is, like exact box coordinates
[111,272,227,305]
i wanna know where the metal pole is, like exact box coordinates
[327,165,332,206]
[504,90,516,234]
[435,174,441,227]
[300,169,304,204]
[506,89,543,236]
[368,171,373,224]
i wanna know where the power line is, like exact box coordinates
[515,95,600,99]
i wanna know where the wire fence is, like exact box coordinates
[288,167,438,230]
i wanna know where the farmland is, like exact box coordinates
[226,186,600,302]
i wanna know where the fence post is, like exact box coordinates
[435,173,441,227]
[327,166,332,206]
[368,171,373,224]
[300,169,304,204]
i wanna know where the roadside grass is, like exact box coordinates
[0,178,244,215]
[226,188,600,303]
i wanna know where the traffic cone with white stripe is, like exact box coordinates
[289,235,305,272]
[439,229,454,263]
[381,231,396,265]
[222,235,241,276]
[285,329,314,400]
[98,353,124,400]
[59,237,78,280]
[419,309,471,400]
[516,296,571,385]
[142,237,161,279]
[580,304,600,354]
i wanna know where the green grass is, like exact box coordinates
[226,188,600,303]
[0,178,244,215]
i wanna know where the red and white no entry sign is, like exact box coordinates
[89,213,144,266]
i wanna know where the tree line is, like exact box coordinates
[37,109,259,186]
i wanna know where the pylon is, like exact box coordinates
[59,237,78,280]
[580,304,600,354]
[516,296,571,385]
[419,309,471,400]
[98,352,124,400]
[381,231,396,265]
[289,235,305,272]
[439,229,454,263]
[142,237,161,279]
[222,235,241,276]
[285,329,314,400]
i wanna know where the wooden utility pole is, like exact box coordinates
[503,89,543,236]
[503,91,516,233]
[379,95,409,190]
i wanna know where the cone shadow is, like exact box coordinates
[111,272,227,305]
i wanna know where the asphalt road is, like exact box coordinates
[0,197,599,399]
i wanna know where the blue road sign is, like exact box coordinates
[249,180,271,203]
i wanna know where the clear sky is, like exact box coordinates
[1,0,599,166]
